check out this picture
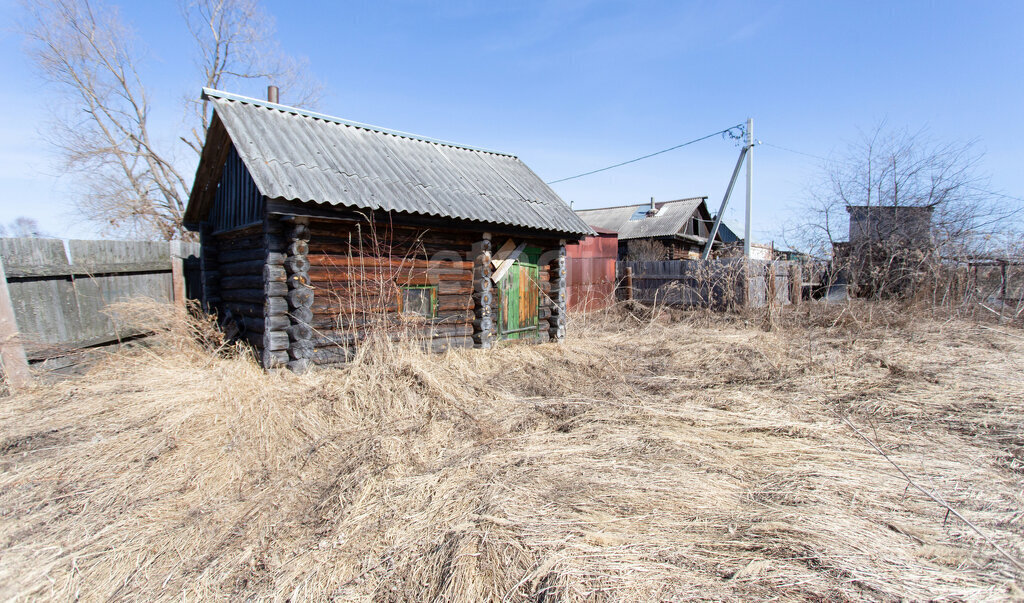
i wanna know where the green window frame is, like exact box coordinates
[398,285,437,318]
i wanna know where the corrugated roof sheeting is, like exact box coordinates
[208,93,592,235]
[575,197,706,240]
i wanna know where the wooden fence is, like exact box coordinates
[618,259,801,309]
[0,238,200,388]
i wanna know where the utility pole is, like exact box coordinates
[744,117,753,259]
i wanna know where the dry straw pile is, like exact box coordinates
[1,300,1022,600]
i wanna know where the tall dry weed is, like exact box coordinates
[1,301,1022,600]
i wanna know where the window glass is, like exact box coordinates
[400,286,436,317]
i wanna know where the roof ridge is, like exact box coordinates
[202,87,517,158]
[574,196,708,213]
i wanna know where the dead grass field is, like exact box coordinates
[1,302,1023,601]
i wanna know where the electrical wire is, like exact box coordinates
[760,141,828,161]
[546,123,745,185]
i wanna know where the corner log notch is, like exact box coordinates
[199,222,220,313]
[472,235,494,349]
[548,240,567,342]
[284,219,313,373]
[261,218,290,369]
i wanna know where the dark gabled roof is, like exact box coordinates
[574,197,709,240]
[716,221,740,243]
[185,89,593,236]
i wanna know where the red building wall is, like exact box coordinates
[566,231,618,312]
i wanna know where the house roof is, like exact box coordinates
[185,89,593,236]
[716,221,740,243]
[574,197,708,240]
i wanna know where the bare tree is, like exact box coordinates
[0,218,49,238]
[790,124,1018,299]
[21,0,191,240]
[624,239,667,261]
[180,0,322,154]
[19,0,320,240]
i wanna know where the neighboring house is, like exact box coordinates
[833,205,935,297]
[846,205,934,248]
[184,88,593,372]
[574,197,729,260]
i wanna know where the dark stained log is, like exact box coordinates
[218,247,280,264]
[262,348,288,368]
[199,223,220,313]
[285,255,311,274]
[312,332,356,348]
[473,317,492,332]
[264,232,286,247]
[472,289,493,307]
[290,306,314,323]
[266,297,289,316]
[309,310,472,330]
[222,289,267,304]
[286,323,313,341]
[288,286,314,309]
[438,280,471,295]
[438,295,472,312]
[311,345,354,365]
[222,301,263,318]
[264,264,287,282]
[266,281,288,296]
[221,275,265,290]
[263,330,290,351]
[240,315,290,334]
[470,276,491,292]
[218,259,266,276]
[288,338,314,357]
[428,336,474,353]
[548,243,567,342]
[282,216,313,374]
[306,255,472,270]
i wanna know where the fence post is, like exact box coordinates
[170,240,186,308]
[625,266,634,301]
[0,254,31,390]
[790,263,802,306]
[1001,261,1008,303]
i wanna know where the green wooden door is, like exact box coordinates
[498,259,540,340]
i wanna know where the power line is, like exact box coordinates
[546,123,745,185]
[760,141,828,161]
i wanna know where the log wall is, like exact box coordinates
[202,214,571,369]
[304,220,480,364]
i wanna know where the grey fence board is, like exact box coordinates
[0,238,200,360]
[618,259,799,309]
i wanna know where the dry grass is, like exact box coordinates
[1,300,1023,601]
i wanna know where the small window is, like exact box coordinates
[629,207,660,221]
[399,285,437,318]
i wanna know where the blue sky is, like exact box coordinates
[1,0,1022,243]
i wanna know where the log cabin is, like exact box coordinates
[575,197,728,260]
[183,88,593,372]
